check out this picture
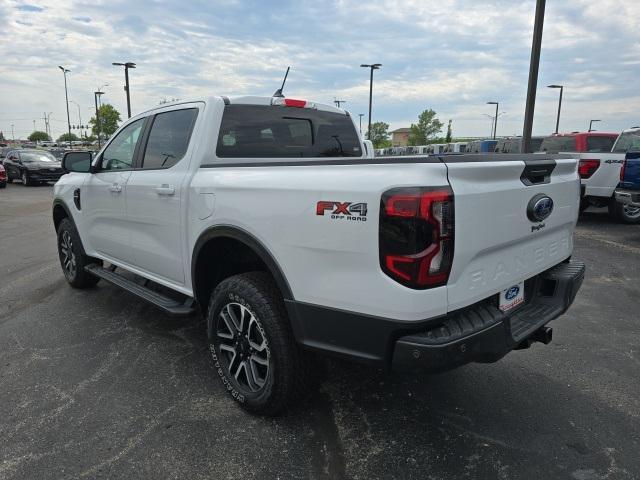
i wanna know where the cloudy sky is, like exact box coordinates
[0,0,638,141]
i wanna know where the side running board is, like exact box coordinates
[85,264,196,316]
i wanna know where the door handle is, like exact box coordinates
[155,184,176,196]
[108,183,122,193]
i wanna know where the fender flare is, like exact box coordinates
[191,225,295,304]
[52,199,75,232]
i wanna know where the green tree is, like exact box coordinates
[408,109,444,145]
[28,131,51,142]
[58,132,79,142]
[445,120,452,143]
[89,104,122,137]
[368,121,390,148]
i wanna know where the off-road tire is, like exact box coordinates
[57,218,101,288]
[609,198,640,224]
[207,271,312,416]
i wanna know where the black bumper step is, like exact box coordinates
[85,264,196,316]
[392,260,585,372]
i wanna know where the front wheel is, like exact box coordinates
[609,198,640,224]
[21,170,33,186]
[57,218,101,288]
[207,272,312,416]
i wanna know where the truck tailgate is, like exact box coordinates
[444,155,580,311]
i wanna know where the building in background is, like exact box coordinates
[391,127,411,146]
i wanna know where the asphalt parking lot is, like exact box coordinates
[1,183,639,480]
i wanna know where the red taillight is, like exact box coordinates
[578,159,600,179]
[379,187,454,289]
[620,159,627,182]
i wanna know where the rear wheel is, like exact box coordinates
[57,218,101,288]
[609,198,640,224]
[207,271,312,416]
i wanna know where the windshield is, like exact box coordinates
[612,130,640,153]
[21,151,58,163]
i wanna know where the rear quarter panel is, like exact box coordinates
[189,162,451,321]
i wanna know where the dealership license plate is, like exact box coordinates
[499,281,525,312]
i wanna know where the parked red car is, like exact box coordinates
[0,164,7,188]
[539,132,619,153]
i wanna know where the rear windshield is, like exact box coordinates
[539,136,576,153]
[612,131,640,153]
[216,105,362,158]
[586,136,616,153]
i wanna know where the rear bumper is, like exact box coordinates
[286,260,585,372]
[614,189,640,208]
[392,260,585,372]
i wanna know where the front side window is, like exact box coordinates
[100,119,144,171]
[216,105,362,158]
[141,108,198,169]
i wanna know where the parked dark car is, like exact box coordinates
[3,149,64,186]
[0,164,6,188]
[494,136,543,153]
[539,132,618,153]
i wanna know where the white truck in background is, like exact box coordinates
[577,127,640,223]
[52,95,585,415]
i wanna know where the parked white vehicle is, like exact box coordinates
[575,127,640,223]
[52,95,585,415]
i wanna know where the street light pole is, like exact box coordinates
[487,102,499,139]
[358,113,364,134]
[548,84,564,134]
[522,0,546,153]
[94,91,104,149]
[589,119,601,132]
[112,62,136,118]
[58,66,72,148]
[360,63,382,141]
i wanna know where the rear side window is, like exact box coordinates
[612,131,640,153]
[539,136,576,153]
[141,108,198,169]
[586,136,616,153]
[216,105,362,158]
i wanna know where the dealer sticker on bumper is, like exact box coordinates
[499,281,524,312]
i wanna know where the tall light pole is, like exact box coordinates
[360,63,381,141]
[548,84,563,134]
[334,98,347,108]
[112,62,136,118]
[589,119,601,132]
[11,123,15,141]
[522,0,546,153]
[70,100,83,138]
[358,113,364,134]
[94,91,104,149]
[487,101,499,139]
[58,66,73,148]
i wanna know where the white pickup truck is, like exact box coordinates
[53,95,585,415]
[577,127,640,223]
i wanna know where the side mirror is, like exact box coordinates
[62,151,93,173]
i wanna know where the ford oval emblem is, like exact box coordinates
[527,194,554,222]
[505,285,520,300]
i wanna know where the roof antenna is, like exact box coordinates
[273,66,290,98]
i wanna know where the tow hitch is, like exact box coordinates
[515,326,553,350]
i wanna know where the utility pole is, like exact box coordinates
[94,91,104,148]
[360,63,382,140]
[522,0,546,153]
[112,62,136,118]
[58,66,72,148]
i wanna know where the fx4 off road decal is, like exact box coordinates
[316,201,368,222]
